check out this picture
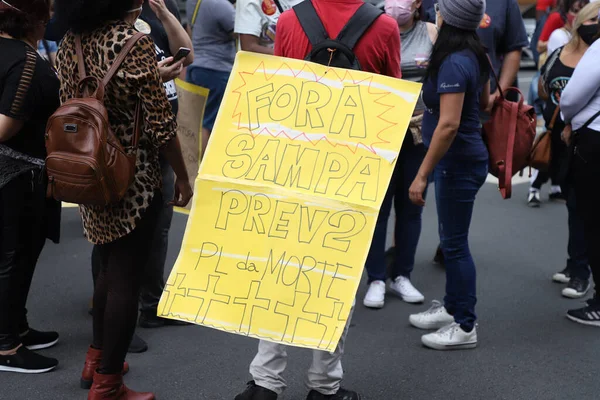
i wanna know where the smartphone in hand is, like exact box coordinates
[170,47,191,66]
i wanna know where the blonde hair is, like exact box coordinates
[568,1,600,47]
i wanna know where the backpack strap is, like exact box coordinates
[293,0,329,47]
[74,34,87,82]
[335,3,383,50]
[272,0,284,14]
[102,32,146,87]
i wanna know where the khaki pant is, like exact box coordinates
[249,305,355,395]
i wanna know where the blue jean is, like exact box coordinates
[528,72,545,119]
[365,134,426,282]
[565,185,590,280]
[436,158,487,331]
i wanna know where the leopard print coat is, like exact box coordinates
[56,21,176,245]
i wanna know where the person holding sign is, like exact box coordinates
[408,0,490,350]
[233,1,400,399]
[362,0,437,310]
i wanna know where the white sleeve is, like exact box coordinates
[234,0,263,37]
[547,29,570,54]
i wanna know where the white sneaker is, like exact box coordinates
[389,276,425,303]
[409,300,454,329]
[363,281,386,309]
[421,322,477,350]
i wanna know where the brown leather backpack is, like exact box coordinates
[483,58,536,199]
[45,32,145,206]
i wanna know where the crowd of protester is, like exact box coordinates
[0,0,599,399]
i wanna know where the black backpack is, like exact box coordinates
[292,0,383,70]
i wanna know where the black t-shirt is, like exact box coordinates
[542,48,574,134]
[140,1,181,116]
[0,38,60,159]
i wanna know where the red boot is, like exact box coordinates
[81,346,130,389]
[87,371,155,400]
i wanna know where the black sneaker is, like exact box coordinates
[562,277,590,299]
[549,192,567,202]
[20,329,59,351]
[528,191,541,208]
[234,381,278,400]
[127,333,148,353]
[433,245,445,267]
[0,346,58,374]
[139,311,192,329]
[306,388,361,400]
[567,298,600,327]
[552,267,572,283]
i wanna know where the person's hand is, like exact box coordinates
[158,57,184,82]
[485,91,500,113]
[561,124,573,145]
[149,0,172,21]
[409,175,428,207]
[170,178,193,207]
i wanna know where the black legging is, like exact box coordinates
[91,193,161,373]
[0,173,48,350]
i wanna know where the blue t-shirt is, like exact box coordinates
[476,0,528,94]
[422,50,488,161]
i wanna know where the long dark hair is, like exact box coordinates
[54,0,135,34]
[425,22,489,84]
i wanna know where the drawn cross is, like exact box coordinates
[233,281,271,335]
[159,273,187,317]
[317,302,346,350]
[274,292,318,343]
[187,274,231,324]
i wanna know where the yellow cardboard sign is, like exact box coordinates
[159,51,421,351]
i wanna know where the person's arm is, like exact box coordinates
[149,0,194,66]
[383,21,401,79]
[409,57,468,205]
[240,34,273,55]
[497,50,521,93]
[129,35,193,207]
[561,42,600,123]
[409,92,464,206]
[425,22,438,43]
[235,0,273,54]
[0,58,34,142]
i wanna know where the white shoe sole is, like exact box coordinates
[363,299,384,309]
[389,288,424,304]
[25,338,59,351]
[562,288,589,299]
[0,364,56,374]
[421,336,478,350]
[566,314,600,327]
[409,316,453,330]
[552,275,570,284]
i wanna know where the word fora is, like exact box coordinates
[223,134,381,202]
[215,189,367,253]
[246,82,368,139]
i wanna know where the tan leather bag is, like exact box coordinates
[530,106,560,171]
[45,33,145,206]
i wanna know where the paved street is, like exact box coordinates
[3,70,600,400]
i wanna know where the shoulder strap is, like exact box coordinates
[102,32,146,87]
[335,3,383,50]
[293,0,329,47]
[75,34,86,81]
[581,109,600,131]
[486,55,503,98]
[272,0,284,14]
[190,0,204,26]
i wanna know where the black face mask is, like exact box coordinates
[578,23,599,46]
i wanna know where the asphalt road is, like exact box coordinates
[3,71,599,400]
